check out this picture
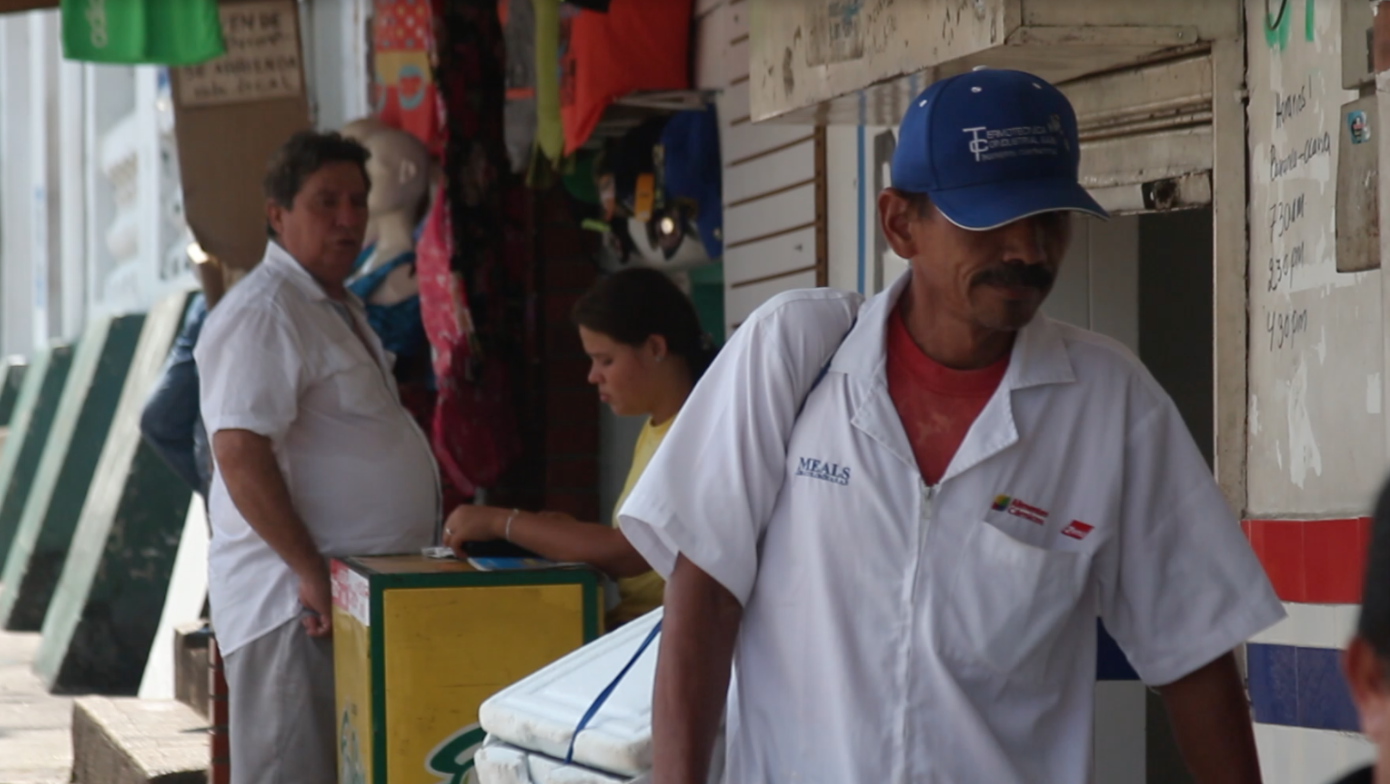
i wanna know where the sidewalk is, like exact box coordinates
[0,630,71,784]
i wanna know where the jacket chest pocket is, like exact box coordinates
[934,520,1091,683]
[321,340,393,415]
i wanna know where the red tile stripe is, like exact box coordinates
[1242,518,1371,604]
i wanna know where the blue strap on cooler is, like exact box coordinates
[565,619,663,764]
[564,314,857,765]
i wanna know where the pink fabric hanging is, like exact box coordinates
[416,181,521,497]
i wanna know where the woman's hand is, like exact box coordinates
[441,505,508,556]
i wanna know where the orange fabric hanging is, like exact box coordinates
[559,0,692,156]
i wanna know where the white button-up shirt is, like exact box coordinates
[620,273,1283,784]
[196,241,439,655]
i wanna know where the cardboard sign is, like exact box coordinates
[177,0,303,107]
[170,0,311,271]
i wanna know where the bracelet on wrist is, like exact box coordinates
[503,508,521,542]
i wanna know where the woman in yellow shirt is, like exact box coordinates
[441,268,714,628]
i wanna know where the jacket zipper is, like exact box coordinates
[899,478,938,780]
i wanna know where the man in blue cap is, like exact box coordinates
[619,69,1283,782]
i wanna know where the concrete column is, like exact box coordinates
[135,67,163,308]
[0,345,75,567]
[28,10,61,347]
[35,293,191,694]
[0,16,35,356]
[59,58,88,343]
[0,313,145,632]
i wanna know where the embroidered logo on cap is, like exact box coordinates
[961,123,1064,163]
[1062,521,1094,540]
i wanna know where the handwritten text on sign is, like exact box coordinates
[177,1,302,108]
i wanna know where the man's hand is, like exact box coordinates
[441,505,508,556]
[297,559,333,637]
[1158,650,1262,784]
[214,429,333,638]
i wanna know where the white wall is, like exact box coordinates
[0,4,375,357]
[302,0,373,131]
[1245,0,1383,515]
[0,10,192,352]
[1241,0,1379,779]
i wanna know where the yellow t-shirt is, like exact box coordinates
[608,415,673,627]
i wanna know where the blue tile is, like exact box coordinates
[1295,646,1360,732]
[1248,643,1300,726]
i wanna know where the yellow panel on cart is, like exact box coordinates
[331,555,602,783]
[334,599,373,784]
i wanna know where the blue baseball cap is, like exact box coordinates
[891,68,1107,230]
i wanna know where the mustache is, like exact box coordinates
[972,262,1054,291]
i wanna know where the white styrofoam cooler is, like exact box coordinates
[479,609,664,777]
[474,737,636,784]
[476,608,725,784]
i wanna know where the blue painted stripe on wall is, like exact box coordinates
[1247,643,1359,732]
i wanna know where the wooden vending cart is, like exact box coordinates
[331,555,602,783]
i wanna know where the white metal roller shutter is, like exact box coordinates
[1060,50,1215,214]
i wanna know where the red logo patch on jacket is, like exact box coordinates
[1062,521,1094,540]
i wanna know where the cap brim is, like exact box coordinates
[929,177,1109,231]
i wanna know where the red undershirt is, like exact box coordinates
[885,309,1010,485]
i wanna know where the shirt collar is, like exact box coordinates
[262,240,364,310]
[830,270,1075,391]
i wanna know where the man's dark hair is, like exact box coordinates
[262,131,371,236]
[906,191,933,217]
[1358,477,1390,658]
[887,188,932,218]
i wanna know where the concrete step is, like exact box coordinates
[172,621,211,719]
[71,696,207,784]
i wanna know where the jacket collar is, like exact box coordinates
[829,270,1076,392]
[827,271,1077,480]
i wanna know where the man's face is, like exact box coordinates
[267,161,369,288]
[878,190,1072,333]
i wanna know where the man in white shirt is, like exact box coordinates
[196,131,439,784]
[619,69,1284,783]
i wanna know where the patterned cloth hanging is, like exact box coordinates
[417,179,521,498]
[419,0,522,497]
[372,0,444,155]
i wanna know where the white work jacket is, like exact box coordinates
[620,273,1283,784]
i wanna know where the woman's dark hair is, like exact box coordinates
[572,268,717,380]
[262,130,372,237]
